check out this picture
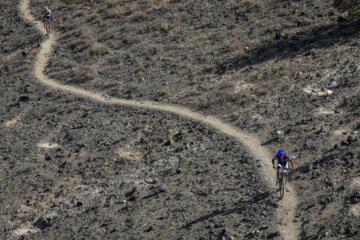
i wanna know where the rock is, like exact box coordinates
[145,178,158,184]
[350,192,360,203]
[128,196,136,201]
[347,135,356,143]
[45,154,52,161]
[33,217,52,230]
[22,50,30,57]
[330,81,337,88]
[144,226,153,232]
[157,184,167,192]
[320,126,327,133]
[328,10,335,16]
[260,225,268,230]
[125,187,136,197]
[19,95,30,102]
[267,231,280,239]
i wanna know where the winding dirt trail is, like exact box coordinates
[20,0,300,238]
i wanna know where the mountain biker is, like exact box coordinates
[41,6,54,33]
[272,149,295,185]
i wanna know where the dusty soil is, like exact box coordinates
[1,0,360,239]
[1,1,282,239]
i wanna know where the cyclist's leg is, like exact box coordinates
[276,161,281,184]
[49,19,52,32]
[285,162,289,176]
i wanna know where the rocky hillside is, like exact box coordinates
[1,0,359,239]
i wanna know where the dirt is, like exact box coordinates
[1,0,360,239]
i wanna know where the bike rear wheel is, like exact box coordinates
[45,20,50,38]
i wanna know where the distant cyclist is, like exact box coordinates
[41,6,54,32]
[272,149,295,185]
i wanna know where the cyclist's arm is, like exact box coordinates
[51,13,54,21]
[272,157,276,168]
[290,159,295,170]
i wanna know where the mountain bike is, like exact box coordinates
[45,18,51,38]
[279,168,287,199]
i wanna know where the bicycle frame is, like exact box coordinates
[279,168,287,199]
[45,18,51,37]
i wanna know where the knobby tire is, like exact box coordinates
[279,176,285,199]
[46,24,50,38]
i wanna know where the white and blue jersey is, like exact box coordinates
[42,9,52,20]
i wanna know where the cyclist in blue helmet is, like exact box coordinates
[272,149,295,185]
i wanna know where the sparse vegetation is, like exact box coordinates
[71,65,94,84]
[19,0,360,238]
[334,0,360,21]
[65,0,85,5]
[90,43,107,56]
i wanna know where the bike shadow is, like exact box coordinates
[181,190,278,229]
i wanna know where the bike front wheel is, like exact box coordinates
[279,177,285,199]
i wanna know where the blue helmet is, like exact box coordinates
[278,149,285,156]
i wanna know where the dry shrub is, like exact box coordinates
[128,3,139,13]
[253,87,269,96]
[108,40,121,49]
[65,0,85,5]
[191,9,201,18]
[201,19,216,28]
[65,39,91,52]
[58,22,76,31]
[184,88,201,97]
[105,0,125,5]
[0,1,11,7]
[107,57,120,65]
[126,84,139,94]
[150,0,169,11]
[159,88,167,96]
[80,29,89,39]
[99,29,115,41]
[302,18,314,25]
[53,2,66,10]
[108,8,125,18]
[74,9,85,17]
[237,0,264,10]
[169,26,181,36]
[90,43,108,56]
[121,34,140,46]
[153,20,174,31]
[228,41,242,51]
[71,66,94,83]
[60,28,86,40]
[14,64,31,76]
[129,10,147,22]
[233,49,249,61]
[198,96,211,109]
[87,13,101,24]
[334,0,360,21]
[203,64,217,73]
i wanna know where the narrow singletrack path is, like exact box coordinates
[20,0,300,239]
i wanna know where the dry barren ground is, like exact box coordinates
[1,0,360,239]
